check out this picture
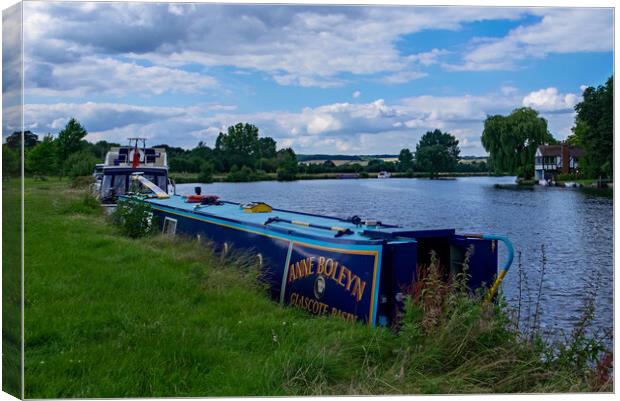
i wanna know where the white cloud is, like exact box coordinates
[501,85,518,95]
[22,3,525,88]
[25,57,217,98]
[406,48,448,66]
[522,87,579,112]
[352,90,361,99]
[380,71,428,84]
[447,8,613,71]
[21,83,580,154]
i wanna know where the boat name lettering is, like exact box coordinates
[289,292,357,322]
[287,256,367,302]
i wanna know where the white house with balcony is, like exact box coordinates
[534,142,584,182]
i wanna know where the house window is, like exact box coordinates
[163,217,177,235]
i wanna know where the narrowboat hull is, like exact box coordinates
[127,194,502,327]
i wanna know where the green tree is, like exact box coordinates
[417,129,460,159]
[197,161,214,183]
[2,145,20,177]
[415,145,451,176]
[322,160,336,169]
[89,140,120,160]
[226,165,256,182]
[215,123,260,170]
[572,76,613,178]
[257,137,277,159]
[398,148,414,171]
[481,107,554,178]
[57,118,88,175]
[276,148,298,181]
[415,129,460,175]
[26,135,58,176]
[256,157,278,173]
[366,159,396,173]
[5,130,38,149]
[190,141,212,160]
[65,150,98,178]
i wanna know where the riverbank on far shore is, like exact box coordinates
[170,171,498,184]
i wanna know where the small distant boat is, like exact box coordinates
[94,138,173,208]
[377,171,391,179]
[120,179,514,327]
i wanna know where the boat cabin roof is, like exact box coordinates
[144,194,453,244]
[104,146,168,167]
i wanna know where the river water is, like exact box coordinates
[178,177,613,343]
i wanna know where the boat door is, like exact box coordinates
[450,235,498,291]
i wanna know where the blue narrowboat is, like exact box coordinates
[120,185,513,327]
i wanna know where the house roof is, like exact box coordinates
[537,144,585,158]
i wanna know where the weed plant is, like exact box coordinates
[111,196,158,238]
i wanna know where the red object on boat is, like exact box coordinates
[185,194,220,204]
[131,143,140,168]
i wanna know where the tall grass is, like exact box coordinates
[23,180,612,396]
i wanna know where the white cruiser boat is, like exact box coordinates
[94,138,173,207]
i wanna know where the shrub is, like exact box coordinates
[62,192,101,215]
[556,172,580,181]
[226,165,256,182]
[112,197,157,238]
[276,162,298,181]
[2,146,19,177]
[392,247,612,392]
[70,175,95,188]
[65,151,98,178]
[197,162,214,183]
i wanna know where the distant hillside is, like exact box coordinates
[296,154,363,161]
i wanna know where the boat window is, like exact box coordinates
[102,175,114,196]
[163,217,177,235]
[157,175,168,189]
[143,174,167,189]
[113,175,128,195]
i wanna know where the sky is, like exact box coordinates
[3,1,614,155]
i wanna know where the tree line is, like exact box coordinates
[157,125,484,180]
[157,123,299,182]
[481,75,613,179]
[4,119,487,182]
[3,119,106,179]
[3,76,612,182]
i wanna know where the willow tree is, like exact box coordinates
[481,107,555,178]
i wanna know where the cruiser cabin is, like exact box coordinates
[95,138,170,205]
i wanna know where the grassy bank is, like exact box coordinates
[3,177,22,398]
[23,180,611,397]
